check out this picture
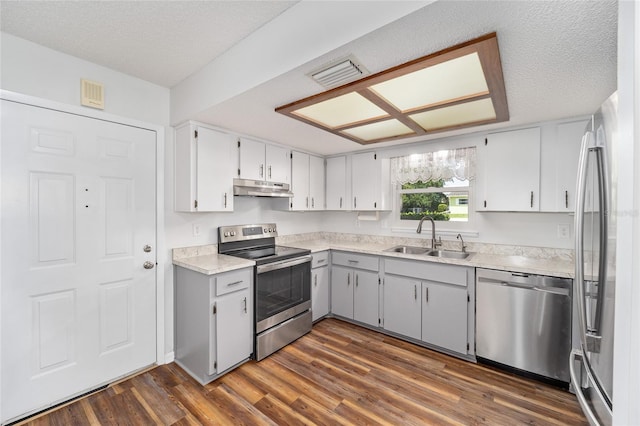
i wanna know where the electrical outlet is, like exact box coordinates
[557,224,570,239]
[192,223,201,237]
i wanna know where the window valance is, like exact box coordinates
[390,147,476,185]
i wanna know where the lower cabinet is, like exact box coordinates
[331,252,380,328]
[383,275,421,340]
[421,281,468,354]
[383,257,474,356]
[311,251,330,321]
[175,267,253,385]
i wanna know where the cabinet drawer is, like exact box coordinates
[332,251,379,271]
[385,258,470,287]
[212,268,251,297]
[311,251,329,268]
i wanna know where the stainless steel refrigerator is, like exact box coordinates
[571,92,617,426]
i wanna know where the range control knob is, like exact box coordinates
[263,228,268,233]
[224,232,230,237]
[231,231,236,236]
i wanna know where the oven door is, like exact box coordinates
[255,255,311,333]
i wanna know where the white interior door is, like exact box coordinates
[1,100,157,422]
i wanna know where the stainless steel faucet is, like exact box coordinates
[456,233,467,253]
[416,216,441,249]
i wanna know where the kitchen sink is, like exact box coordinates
[384,245,430,255]
[425,250,471,259]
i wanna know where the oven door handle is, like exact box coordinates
[256,255,312,274]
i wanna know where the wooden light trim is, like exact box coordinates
[275,33,509,145]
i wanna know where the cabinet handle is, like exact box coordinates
[227,280,244,287]
[347,274,350,286]
[312,197,315,208]
[314,275,317,287]
[224,192,227,208]
[260,164,264,178]
[317,259,326,264]
[565,190,569,209]
[339,197,343,209]
[414,285,417,300]
[268,165,272,179]
[530,191,534,208]
[354,197,357,209]
[243,297,247,313]
[425,287,429,303]
[306,197,309,208]
[348,259,359,264]
[356,274,359,287]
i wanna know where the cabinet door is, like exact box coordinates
[422,281,467,354]
[290,151,310,210]
[383,275,421,340]
[540,120,588,212]
[196,127,234,212]
[331,266,353,319]
[312,266,329,321]
[354,270,379,327]
[326,156,347,210]
[351,152,379,210]
[239,138,265,181]
[266,144,290,183]
[481,127,541,211]
[215,288,252,373]
[309,154,325,210]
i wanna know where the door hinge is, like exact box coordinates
[194,130,198,139]
[194,200,198,209]
[212,303,217,315]
[484,138,488,146]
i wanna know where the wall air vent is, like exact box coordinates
[310,56,368,88]
[81,79,104,110]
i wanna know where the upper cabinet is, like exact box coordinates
[174,122,235,212]
[351,152,391,211]
[326,156,348,210]
[539,119,589,212]
[288,151,325,211]
[238,138,290,183]
[479,127,541,211]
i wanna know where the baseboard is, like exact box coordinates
[164,351,175,364]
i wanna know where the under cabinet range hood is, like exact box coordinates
[233,178,293,198]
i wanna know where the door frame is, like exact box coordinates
[0,89,166,420]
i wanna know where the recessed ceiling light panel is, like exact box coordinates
[277,33,509,145]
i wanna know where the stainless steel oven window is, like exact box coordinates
[256,257,311,324]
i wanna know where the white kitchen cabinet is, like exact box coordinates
[331,266,353,319]
[175,267,253,385]
[309,154,325,210]
[540,119,589,212]
[382,274,421,340]
[238,137,290,183]
[351,152,391,211]
[174,122,235,212]
[383,257,474,356]
[311,251,330,321]
[331,251,380,327]
[326,156,348,210]
[479,127,541,211]
[289,151,325,211]
[421,281,468,354]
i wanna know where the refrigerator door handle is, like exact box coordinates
[574,131,592,353]
[591,145,609,339]
[570,349,610,426]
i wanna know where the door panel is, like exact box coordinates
[1,99,157,423]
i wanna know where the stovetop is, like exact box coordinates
[225,245,310,265]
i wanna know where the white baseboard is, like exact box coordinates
[164,351,175,364]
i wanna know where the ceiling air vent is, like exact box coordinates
[310,56,368,88]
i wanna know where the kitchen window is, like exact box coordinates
[391,147,475,229]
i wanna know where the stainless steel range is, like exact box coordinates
[218,223,312,360]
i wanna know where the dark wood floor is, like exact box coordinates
[21,318,587,425]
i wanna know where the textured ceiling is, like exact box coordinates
[0,1,297,87]
[0,0,618,155]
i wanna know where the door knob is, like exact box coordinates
[143,261,155,269]
[143,245,152,253]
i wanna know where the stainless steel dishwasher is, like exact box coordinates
[476,268,572,383]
